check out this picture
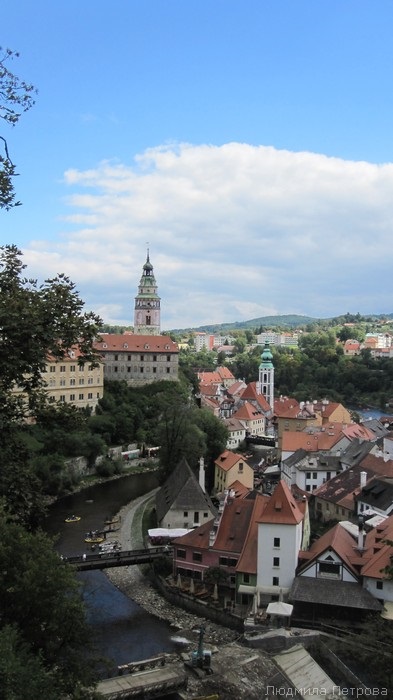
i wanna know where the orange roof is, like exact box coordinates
[258,480,304,525]
[214,450,250,472]
[342,423,375,441]
[298,523,359,577]
[274,396,300,418]
[94,333,178,353]
[233,401,264,421]
[239,382,271,413]
[217,366,235,381]
[237,494,270,574]
[281,425,343,453]
[361,515,393,579]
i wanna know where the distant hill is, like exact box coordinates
[169,312,393,335]
[170,314,319,334]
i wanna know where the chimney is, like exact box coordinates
[360,471,367,488]
[199,456,206,492]
[357,523,365,551]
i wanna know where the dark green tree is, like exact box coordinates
[0,245,102,526]
[0,509,99,698]
[0,47,37,209]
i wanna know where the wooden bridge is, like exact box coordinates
[65,546,171,571]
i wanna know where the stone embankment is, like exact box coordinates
[104,491,298,699]
[104,490,239,646]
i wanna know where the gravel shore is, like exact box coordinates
[104,489,240,645]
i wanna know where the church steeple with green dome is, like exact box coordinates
[258,341,274,410]
[134,249,161,335]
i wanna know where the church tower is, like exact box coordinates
[258,341,274,411]
[134,250,161,335]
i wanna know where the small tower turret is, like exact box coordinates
[134,249,161,335]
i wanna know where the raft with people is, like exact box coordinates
[65,515,81,523]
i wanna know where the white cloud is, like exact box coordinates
[22,142,393,329]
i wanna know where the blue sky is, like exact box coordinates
[2,1,393,329]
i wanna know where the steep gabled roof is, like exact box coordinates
[214,450,250,472]
[258,480,304,525]
[361,514,393,579]
[239,382,271,413]
[237,493,270,574]
[233,401,264,422]
[155,457,216,523]
[297,522,360,577]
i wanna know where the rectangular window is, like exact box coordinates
[140,367,144,373]
[194,512,199,523]
[176,549,186,559]
[127,355,131,361]
[140,355,144,361]
[183,511,188,517]
[78,393,84,400]
[70,365,75,372]
[153,355,157,361]
[79,364,84,371]
[192,552,202,562]
[114,354,118,361]
[319,562,340,578]
[229,558,238,567]
[60,379,66,387]
[203,512,208,518]
[273,557,280,567]
[60,365,66,373]
[273,537,280,548]
[79,378,84,385]
[50,366,56,373]
[70,378,75,386]
[153,367,157,373]
[166,367,170,374]
[88,378,93,384]
[70,394,75,401]
[313,472,317,479]
[167,355,170,361]
[219,556,228,566]
[243,573,250,584]
[306,472,311,479]
[88,393,93,400]
[59,395,66,402]
[376,581,383,590]
[272,576,279,586]
[238,462,244,472]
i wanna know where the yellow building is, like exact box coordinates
[42,348,104,411]
[213,450,254,494]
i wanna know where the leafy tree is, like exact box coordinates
[0,48,37,209]
[0,245,102,526]
[0,509,99,698]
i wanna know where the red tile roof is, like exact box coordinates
[214,450,250,472]
[274,396,300,418]
[237,494,270,574]
[233,401,264,421]
[239,382,271,413]
[298,522,360,577]
[94,333,178,353]
[281,425,343,453]
[258,480,304,525]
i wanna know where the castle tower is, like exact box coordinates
[258,341,274,411]
[134,250,161,335]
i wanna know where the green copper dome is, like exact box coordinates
[259,341,274,369]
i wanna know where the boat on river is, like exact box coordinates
[65,515,81,523]
[84,530,104,544]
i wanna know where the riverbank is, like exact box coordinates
[104,490,240,647]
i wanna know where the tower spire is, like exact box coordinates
[134,250,161,335]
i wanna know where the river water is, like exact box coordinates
[45,472,177,672]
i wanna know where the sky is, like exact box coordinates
[2,1,393,331]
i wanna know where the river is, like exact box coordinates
[45,471,177,673]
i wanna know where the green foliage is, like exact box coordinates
[0,510,98,697]
[0,47,37,209]
[204,566,229,584]
[0,245,103,526]
[0,625,59,700]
